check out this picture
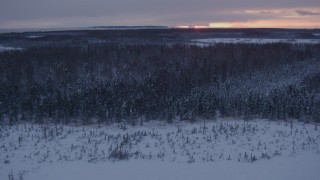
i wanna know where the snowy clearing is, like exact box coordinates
[191,38,320,46]
[1,119,319,180]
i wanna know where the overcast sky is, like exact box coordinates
[1,0,320,28]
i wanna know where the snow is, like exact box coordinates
[191,38,320,46]
[26,35,44,39]
[0,45,23,52]
[1,119,319,180]
[21,153,320,180]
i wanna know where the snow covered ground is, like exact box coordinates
[20,153,320,180]
[191,38,320,46]
[1,118,319,180]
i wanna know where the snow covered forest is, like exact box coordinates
[0,29,320,124]
[1,28,320,180]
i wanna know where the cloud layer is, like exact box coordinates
[1,0,320,28]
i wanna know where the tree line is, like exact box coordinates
[0,41,319,124]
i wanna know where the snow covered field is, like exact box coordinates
[1,119,319,180]
[191,38,320,46]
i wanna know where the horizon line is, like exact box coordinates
[0,25,319,33]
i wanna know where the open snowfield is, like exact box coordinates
[1,118,320,180]
[20,153,320,180]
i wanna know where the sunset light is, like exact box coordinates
[223,8,320,28]
[178,17,320,29]
[208,19,320,28]
[208,23,233,28]
[182,8,320,29]
[194,25,210,29]
[177,25,190,28]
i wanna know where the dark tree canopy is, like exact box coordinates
[0,29,320,124]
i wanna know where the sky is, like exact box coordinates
[0,0,320,29]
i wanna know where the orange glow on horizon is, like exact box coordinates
[176,17,320,29]
[177,25,190,28]
[208,23,233,28]
[208,19,320,28]
[194,25,210,29]
[207,8,320,28]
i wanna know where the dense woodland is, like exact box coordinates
[1,29,320,124]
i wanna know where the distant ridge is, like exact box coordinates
[90,26,169,30]
[0,26,169,33]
